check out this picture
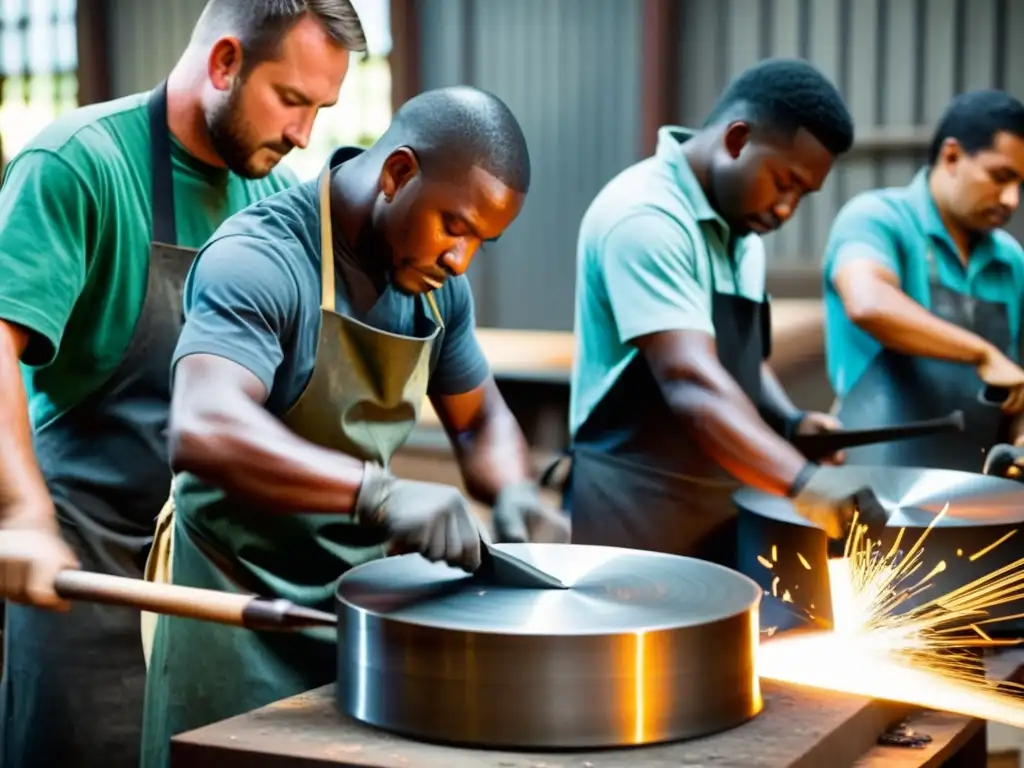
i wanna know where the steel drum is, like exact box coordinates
[736,465,1024,635]
[335,543,763,749]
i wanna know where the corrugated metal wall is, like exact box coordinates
[103,0,642,331]
[416,0,641,330]
[106,0,206,95]
[678,0,1024,265]
[101,0,1017,329]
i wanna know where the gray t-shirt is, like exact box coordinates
[173,148,491,415]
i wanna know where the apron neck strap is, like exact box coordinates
[318,167,337,313]
[318,164,446,326]
[148,81,177,246]
[925,246,940,283]
[425,292,444,329]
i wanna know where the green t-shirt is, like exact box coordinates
[0,91,297,430]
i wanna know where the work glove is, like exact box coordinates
[354,462,488,572]
[983,443,1024,481]
[787,464,888,546]
[0,506,79,611]
[491,480,571,544]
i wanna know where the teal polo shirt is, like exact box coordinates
[823,168,1024,399]
[570,126,767,436]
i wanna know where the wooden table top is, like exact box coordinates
[418,298,824,428]
[472,299,821,375]
[169,650,1020,768]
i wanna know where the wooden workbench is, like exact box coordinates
[393,299,828,517]
[170,650,1020,768]
[410,298,826,444]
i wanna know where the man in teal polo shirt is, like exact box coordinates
[824,90,1024,472]
[567,59,872,566]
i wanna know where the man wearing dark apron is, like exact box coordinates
[566,59,866,566]
[0,3,363,765]
[140,86,569,767]
[825,90,1024,472]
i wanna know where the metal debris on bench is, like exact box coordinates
[877,718,934,749]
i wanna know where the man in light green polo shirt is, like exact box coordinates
[567,58,872,568]
[824,90,1024,472]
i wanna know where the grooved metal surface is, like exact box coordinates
[101,1,1019,328]
[678,0,1024,265]
[416,0,642,331]
[106,0,207,96]
[335,543,762,749]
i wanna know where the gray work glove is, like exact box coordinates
[788,464,888,544]
[491,481,571,544]
[354,463,487,572]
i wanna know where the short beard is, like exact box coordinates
[205,80,289,179]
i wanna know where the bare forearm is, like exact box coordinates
[662,374,806,496]
[846,283,988,364]
[0,323,54,525]
[171,400,366,515]
[452,404,533,505]
[759,363,802,434]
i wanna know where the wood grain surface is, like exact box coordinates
[418,299,823,428]
[170,647,1021,768]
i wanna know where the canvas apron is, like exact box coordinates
[140,164,444,768]
[567,235,769,570]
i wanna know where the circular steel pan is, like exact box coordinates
[735,465,1024,636]
[335,543,763,749]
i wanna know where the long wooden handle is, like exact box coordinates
[53,571,336,630]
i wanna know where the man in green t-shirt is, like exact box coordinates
[0,2,365,766]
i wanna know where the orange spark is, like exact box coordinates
[757,503,1024,728]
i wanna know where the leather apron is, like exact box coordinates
[140,165,445,768]
[567,237,769,570]
[0,82,198,768]
[834,248,1012,471]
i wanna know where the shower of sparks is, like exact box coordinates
[756,504,1024,728]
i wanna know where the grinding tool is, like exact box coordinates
[977,385,1024,482]
[735,465,1024,635]
[980,384,1012,407]
[335,543,763,749]
[984,443,1024,482]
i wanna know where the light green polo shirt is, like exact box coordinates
[823,168,1024,398]
[570,126,767,436]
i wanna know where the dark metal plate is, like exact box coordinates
[335,543,763,749]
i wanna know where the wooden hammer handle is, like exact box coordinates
[54,570,253,626]
[53,570,337,629]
